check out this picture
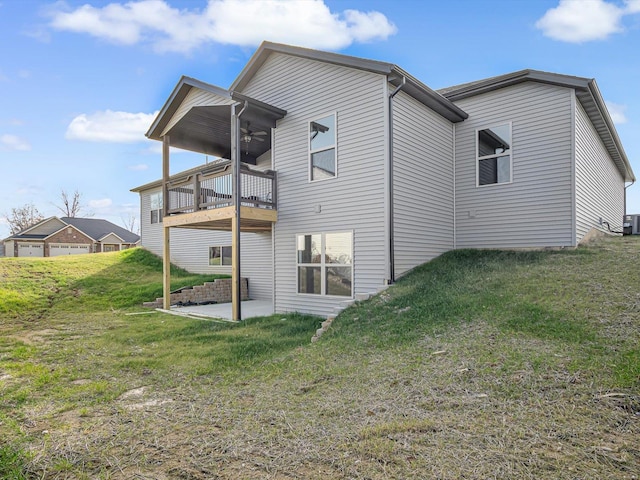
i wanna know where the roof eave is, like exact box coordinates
[230,42,466,123]
[98,232,125,243]
[584,80,635,183]
[230,41,395,92]
[442,70,634,182]
[390,67,468,123]
[146,76,231,141]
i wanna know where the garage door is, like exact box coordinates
[18,243,44,257]
[49,244,91,257]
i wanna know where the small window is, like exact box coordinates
[150,192,163,224]
[477,124,512,186]
[297,232,352,297]
[209,246,232,266]
[309,114,336,181]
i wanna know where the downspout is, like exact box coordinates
[231,100,249,321]
[388,76,406,284]
[624,180,635,217]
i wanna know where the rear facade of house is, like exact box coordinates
[134,42,634,317]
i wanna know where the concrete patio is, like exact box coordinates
[163,299,274,321]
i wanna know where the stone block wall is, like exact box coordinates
[144,278,249,308]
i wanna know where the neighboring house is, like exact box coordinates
[626,214,640,234]
[3,216,140,257]
[132,41,635,318]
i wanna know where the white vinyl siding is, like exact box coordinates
[574,98,624,242]
[4,240,15,257]
[241,52,388,316]
[453,82,574,248]
[392,90,455,277]
[138,188,273,301]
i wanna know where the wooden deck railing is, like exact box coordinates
[165,161,277,215]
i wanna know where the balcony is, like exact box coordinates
[162,160,277,232]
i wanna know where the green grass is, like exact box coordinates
[0,239,639,479]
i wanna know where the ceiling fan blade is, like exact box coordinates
[240,128,249,134]
[253,131,268,136]
[253,136,265,142]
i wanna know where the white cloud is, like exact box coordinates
[48,0,396,53]
[605,101,628,124]
[536,0,623,43]
[89,198,113,209]
[536,0,640,43]
[65,110,158,143]
[1,134,31,151]
[626,0,640,13]
[128,163,149,171]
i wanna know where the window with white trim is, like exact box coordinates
[297,232,352,297]
[209,246,231,266]
[477,123,512,186]
[150,192,163,224]
[309,114,336,181]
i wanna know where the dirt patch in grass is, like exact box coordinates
[9,329,61,346]
[2,238,639,479]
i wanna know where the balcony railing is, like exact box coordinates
[165,161,277,216]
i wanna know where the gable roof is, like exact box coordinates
[6,216,140,244]
[145,75,287,158]
[230,41,468,123]
[44,223,93,242]
[61,217,140,244]
[11,216,66,238]
[438,69,635,183]
[146,76,233,142]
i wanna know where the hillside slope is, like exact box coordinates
[0,238,638,479]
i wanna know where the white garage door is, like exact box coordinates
[49,244,91,257]
[18,243,44,257]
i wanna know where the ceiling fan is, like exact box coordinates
[240,122,267,153]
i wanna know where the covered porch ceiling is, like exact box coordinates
[146,78,286,164]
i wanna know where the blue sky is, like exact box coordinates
[1,0,639,238]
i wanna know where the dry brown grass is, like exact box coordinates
[1,237,639,479]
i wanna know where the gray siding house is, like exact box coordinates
[132,42,634,318]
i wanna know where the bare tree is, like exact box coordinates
[6,203,44,235]
[121,213,139,235]
[54,189,89,218]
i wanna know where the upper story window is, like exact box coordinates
[150,192,163,224]
[309,114,336,181]
[477,123,512,186]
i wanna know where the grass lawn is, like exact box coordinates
[0,239,639,479]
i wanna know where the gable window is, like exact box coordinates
[297,231,352,297]
[477,123,512,186]
[309,114,336,181]
[150,192,163,224]
[209,246,232,266]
